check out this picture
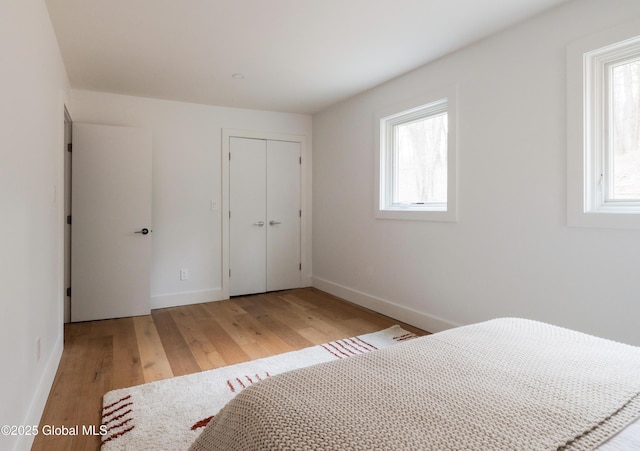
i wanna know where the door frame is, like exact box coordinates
[63,107,72,323]
[221,129,311,299]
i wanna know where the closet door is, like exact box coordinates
[229,136,301,296]
[266,140,301,291]
[229,137,267,296]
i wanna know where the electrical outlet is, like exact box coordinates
[180,268,189,280]
[36,337,41,362]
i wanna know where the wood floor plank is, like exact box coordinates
[111,317,145,390]
[230,308,296,356]
[132,315,174,382]
[258,293,344,336]
[202,301,274,360]
[268,289,364,341]
[168,305,227,371]
[151,309,201,377]
[194,304,253,365]
[242,295,315,349]
[31,288,428,451]
[277,291,319,311]
[258,295,315,329]
[296,325,341,344]
[71,334,113,451]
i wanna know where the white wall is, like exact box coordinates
[0,1,70,450]
[312,0,640,346]
[71,90,312,308]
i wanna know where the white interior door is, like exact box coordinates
[229,137,301,296]
[71,124,152,322]
[266,140,301,291]
[229,137,267,296]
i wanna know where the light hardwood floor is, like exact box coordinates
[32,287,426,451]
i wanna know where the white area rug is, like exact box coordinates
[101,325,416,450]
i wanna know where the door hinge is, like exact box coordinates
[299,210,302,218]
[229,211,231,219]
[67,143,72,152]
[66,287,71,297]
[299,263,302,271]
[229,269,231,277]
[299,156,302,165]
[66,215,72,225]
[229,152,231,161]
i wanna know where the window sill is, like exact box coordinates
[375,208,457,222]
[567,208,640,230]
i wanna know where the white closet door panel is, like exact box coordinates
[229,137,267,296]
[266,140,301,292]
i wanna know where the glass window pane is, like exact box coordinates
[610,59,640,200]
[392,112,447,204]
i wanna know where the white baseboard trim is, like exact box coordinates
[15,333,63,451]
[312,277,458,334]
[151,288,225,310]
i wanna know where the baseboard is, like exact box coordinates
[151,288,225,310]
[311,276,458,334]
[15,333,63,451]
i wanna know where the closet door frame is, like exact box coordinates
[221,129,310,299]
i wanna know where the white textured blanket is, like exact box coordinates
[190,318,640,450]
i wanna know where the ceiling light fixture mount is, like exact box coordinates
[231,73,245,79]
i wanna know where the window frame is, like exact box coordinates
[375,86,458,222]
[567,19,640,229]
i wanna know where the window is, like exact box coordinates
[375,87,457,221]
[567,20,640,229]
[585,38,640,213]
[607,58,640,201]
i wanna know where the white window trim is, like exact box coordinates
[567,18,640,229]
[375,85,458,222]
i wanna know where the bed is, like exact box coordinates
[189,318,640,450]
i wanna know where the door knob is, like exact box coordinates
[253,221,265,226]
[269,220,281,226]
[135,228,151,235]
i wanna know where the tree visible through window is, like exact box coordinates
[610,58,640,200]
[394,112,448,205]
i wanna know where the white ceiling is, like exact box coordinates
[45,0,568,114]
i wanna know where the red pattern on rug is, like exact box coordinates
[101,394,135,445]
[321,337,379,359]
[191,415,215,431]
[194,371,273,432]
[393,332,417,341]
[226,372,271,393]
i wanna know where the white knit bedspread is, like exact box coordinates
[190,318,640,450]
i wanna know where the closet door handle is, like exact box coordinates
[253,221,265,226]
[269,220,281,226]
